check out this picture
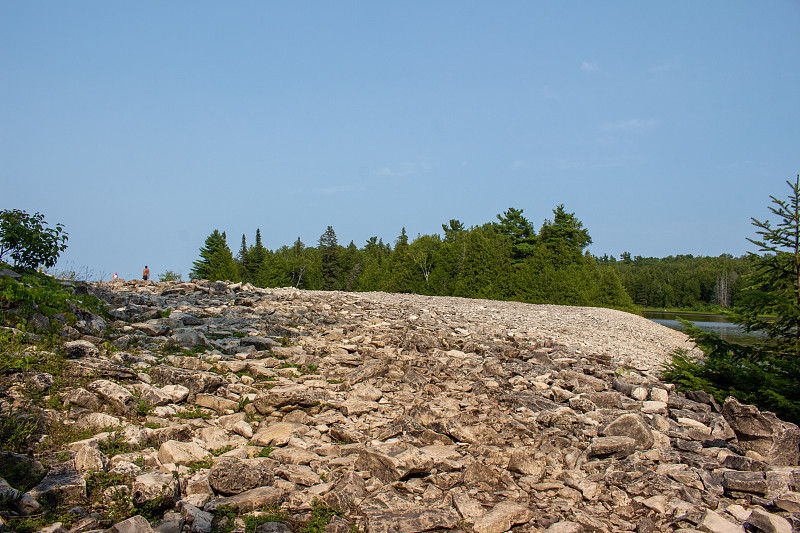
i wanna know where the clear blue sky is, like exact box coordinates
[2,2,798,281]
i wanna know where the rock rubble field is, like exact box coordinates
[2,278,800,533]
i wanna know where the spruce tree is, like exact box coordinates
[318,226,340,290]
[237,234,249,281]
[732,175,800,357]
[191,230,228,280]
[247,228,268,284]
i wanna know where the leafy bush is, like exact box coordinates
[158,270,183,282]
[0,210,68,270]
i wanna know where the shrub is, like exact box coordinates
[0,209,68,270]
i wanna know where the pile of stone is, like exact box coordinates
[1,279,799,533]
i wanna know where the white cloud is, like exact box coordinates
[376,160,429,177]
[600,119,659,132]
[581,61,598,73]
[541,85,559,99]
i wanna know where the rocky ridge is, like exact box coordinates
[1,278,799,533]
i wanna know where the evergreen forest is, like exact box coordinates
[190,205,754,313]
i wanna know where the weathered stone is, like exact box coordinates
[195,393,239,414]
[745,508,793,533]
[590,436,637,458]
[158,440,211,466]
[62,387,102,411]
[203,486,284,512]
[169,330,209,348]
[274,464,320,486]
[250,422,308,447]
[507,448,546,479]
[364,508,461,533]
[240,336,280,350]
[74,412,121,431]
[545,522,584,533]
[132,322,170,336]
[722,396,800,466]
[252,384,330,413]
[88,379,136,414]
[268,446,321,465]
[696,509,745,533]
[472,502,533,533]
[64,340,99,358]
[774,491,800,512]
[161,384,190,403]
[149,365,225,395]
[601,413,654,450]
[354,442,433,483]
[132,472,178,510]
[28,462,86,504]
[207,458,274,495]
[106,515,156,533]
[722,470,767,494]
[74,445,108,474]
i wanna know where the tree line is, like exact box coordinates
[190,205,636,311]
[603,254,755,311]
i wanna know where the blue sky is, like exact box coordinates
[2,2,799,281]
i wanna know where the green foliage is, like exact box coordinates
[256,446,273,458]
[192,230,239,282]
[0,268,107,331]
[0,404,44,454]
[175,405,213,419]
[212,504,289,533]
[495,207,536,261]
[663,177,800,425]
[301,500,344,533]
[608,253,753,310]
[0,209,69,269]
[539,204,592,260]
[158,270,183,282]
[663,322,800,424]
[319,226,341,290]
[731,175,800,357]
[189,205,634,310]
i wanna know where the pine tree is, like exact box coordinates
[494,208,536,261]
[318,226,340,290]
[539,204,592,261]
[191,230,228,280]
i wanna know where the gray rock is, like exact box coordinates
[745,508,793,533]
[28,462,86,504]
[203,486,284,513]
[601,413,654,450]
[105,515,155,533]
[722,396,800,466]
[88,379,136,414]
[64,340,99,359]
[207,458,274,495]
[364,508,461,533]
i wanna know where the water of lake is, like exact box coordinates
[642,311,762,344]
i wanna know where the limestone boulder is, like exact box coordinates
[722,396,800,466]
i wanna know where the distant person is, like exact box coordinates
[142,265,150,281]
[112,272,118,281]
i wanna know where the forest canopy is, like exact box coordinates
[191,206,636,311]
